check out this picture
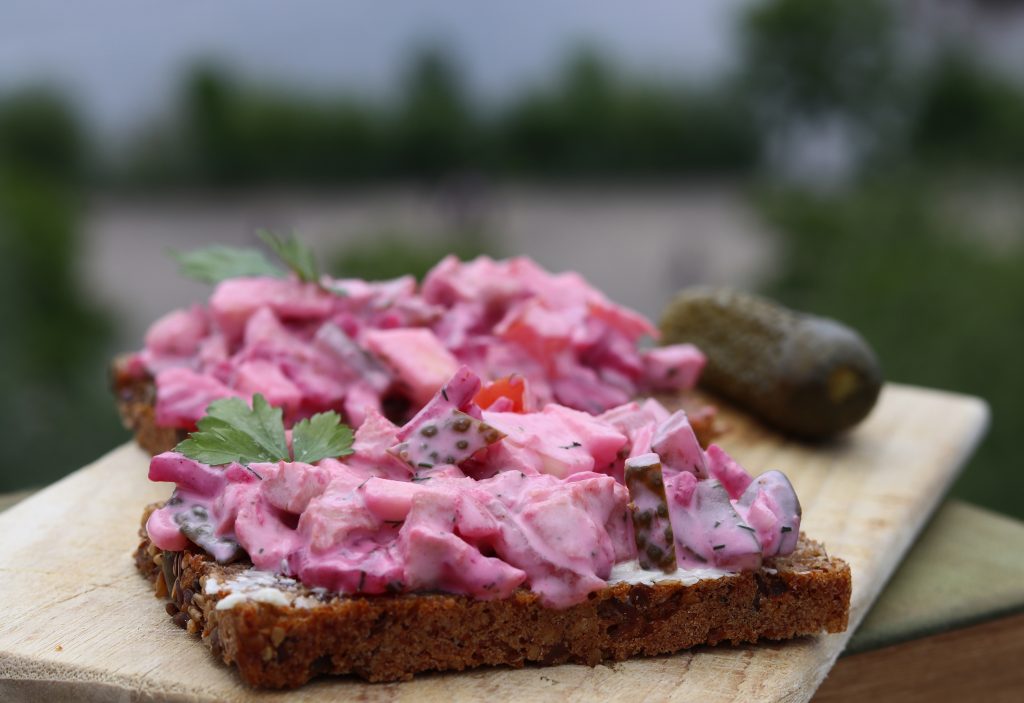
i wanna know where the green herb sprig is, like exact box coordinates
[171,246,283,284]
[171,230,331,288]
[257,229,319,283]
[175,394,354,468]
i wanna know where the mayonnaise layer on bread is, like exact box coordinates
[147,367,801,609]
[202,562,735,611]
[606,561,732,586]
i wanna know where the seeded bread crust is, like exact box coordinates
[134,504,851,689]
[110,356,723,457]
[111,355,185,456]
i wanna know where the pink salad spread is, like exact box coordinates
[125,256,706,430]
[147,367,802,608]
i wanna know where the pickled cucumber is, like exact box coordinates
[659,287,882,438]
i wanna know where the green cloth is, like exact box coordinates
[846,500,1024,653]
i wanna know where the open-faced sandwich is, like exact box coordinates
[113,239,714,455]
[122,241,850,688]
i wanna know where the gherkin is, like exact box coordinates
[659,287,882,439]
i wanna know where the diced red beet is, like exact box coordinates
[483,405,627,479]
[363,328,459,407]
[544,404,629,471]
[481,471,624,608]
[421,255,523,308]
[154,367,239,429]
[234,491,302,570]
[641,398,672,424]
[362,477,425,522]
[261,461,332,514]
[651,411,709,478]
[666,474,762,571]
[586,296,658,340]
[641,344,706,392]
[399,488,527,600]
[551,364,632,414]
[145,503,190,552]
[705,444,754,499]
[494,299,576,362]
[299,478,383,553]
[342,381,383,428]
[314,323,391,392]
[402,523,527,599]
[735,470,802,556]
[291,546,406,595]
[210,277,334,341]
[241,306,292,353]
[144,305,208,357]
[234,360,303,416]
[149,452,226,496]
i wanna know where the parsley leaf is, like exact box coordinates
[257,230,319,283]
[292,411,355,463]
[175,394,355,468]
[171,246,283,283]
[175,394,289,465]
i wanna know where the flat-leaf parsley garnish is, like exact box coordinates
[171,245,284,283]
[175,394,353,467]
[257,229,319,283]
[171,231,352,298]
[291,411,354,463]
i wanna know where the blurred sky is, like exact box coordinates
[0,0,753,138]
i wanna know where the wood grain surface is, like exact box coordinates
[813,611,1024,703]
[0,384,989,702]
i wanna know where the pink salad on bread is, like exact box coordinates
[146,366,802,608]
[122,256,706,431]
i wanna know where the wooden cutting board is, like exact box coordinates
[0,384,989,703]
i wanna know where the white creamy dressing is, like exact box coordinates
[606,559,733,587]
[208,561,734,610]
[217,587,291,610]
[207,569,325,610]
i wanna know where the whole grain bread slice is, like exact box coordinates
[134,504,851,689]
[111,356,185,456]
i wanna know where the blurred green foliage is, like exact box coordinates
[742,0,1024,519]
[330,227,495,282]
[912,52,1024,168]
[119,47,758,186]
[109,20,1024,186]
[0,90,127,491]
[759,181,1024,517]
[0,89,86,179]
[179,66,388,185]
[496,50,756,176]
[742,0,896,120]
[393,49,479,177]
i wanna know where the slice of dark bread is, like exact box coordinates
[111,355,185,455]
[134,504,851,689]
